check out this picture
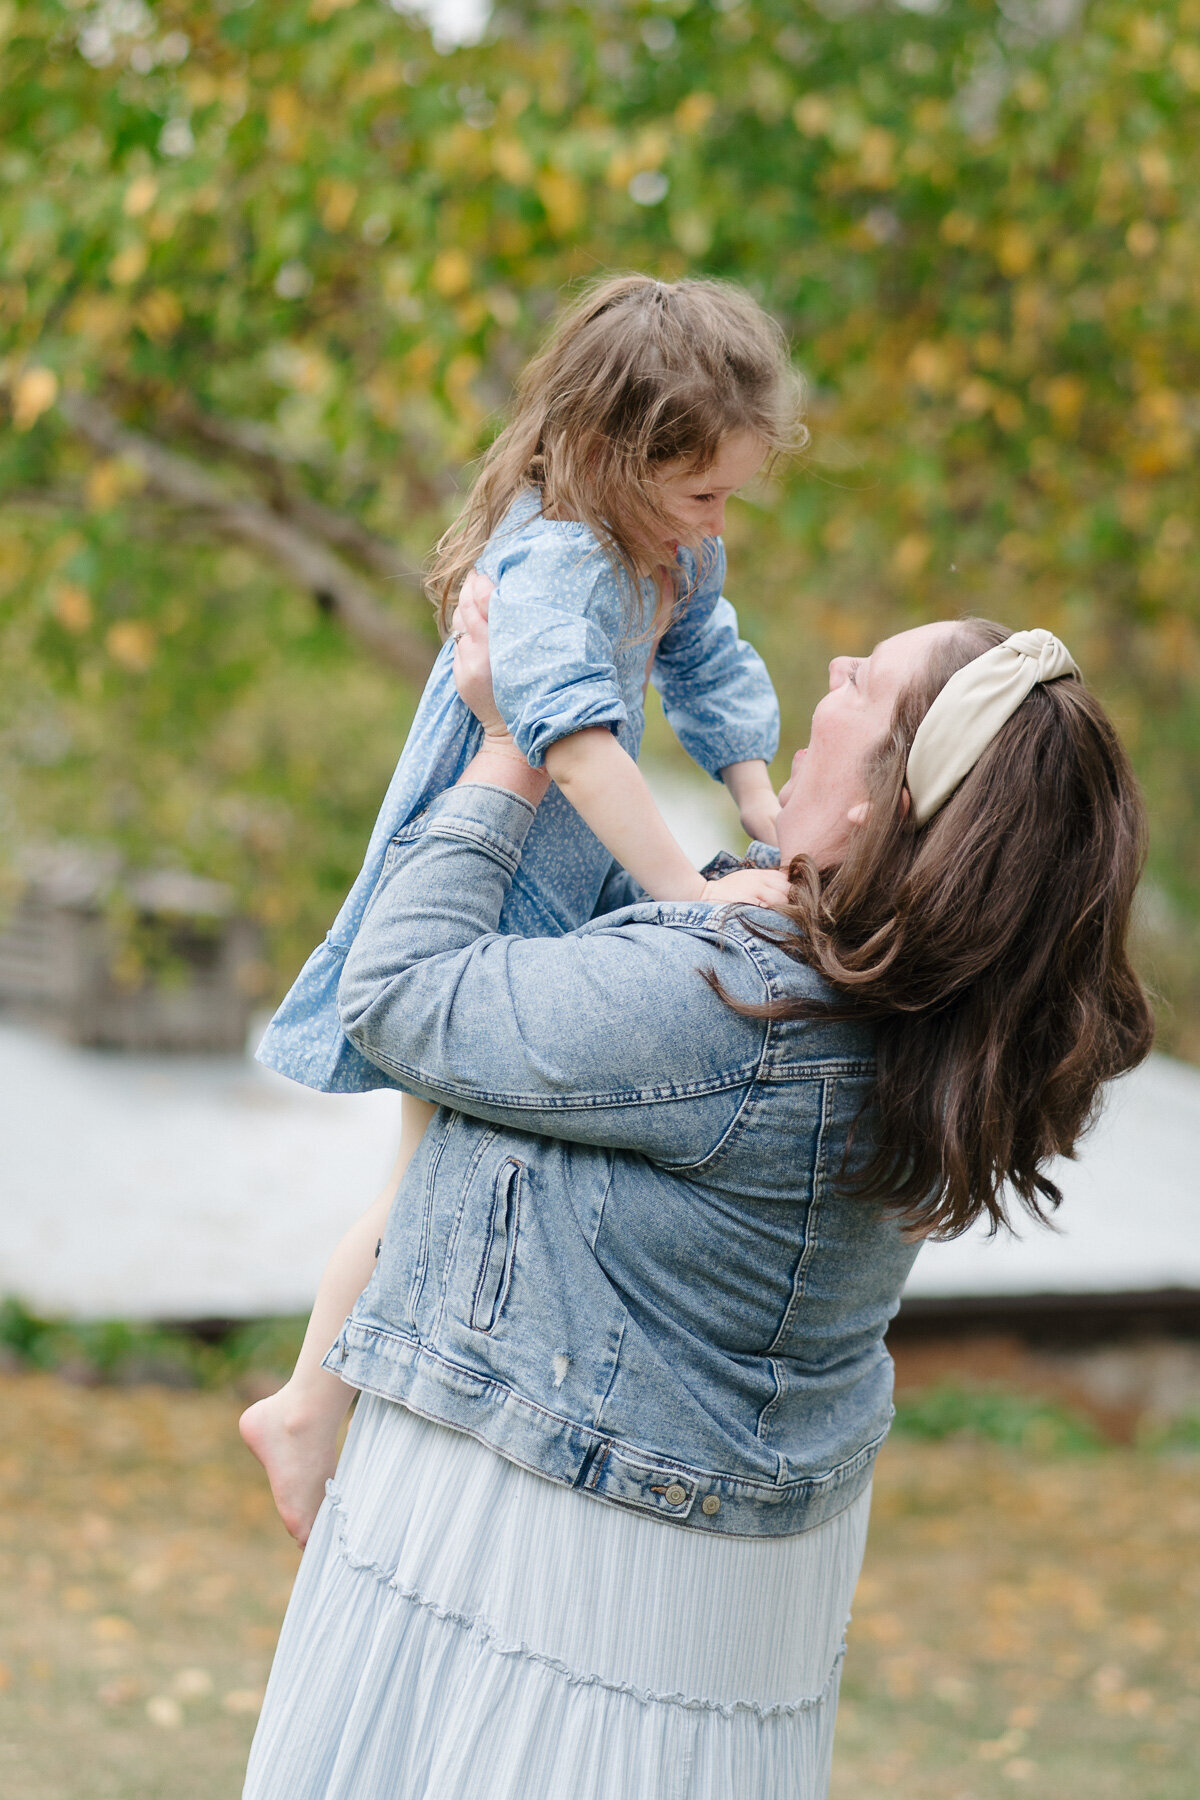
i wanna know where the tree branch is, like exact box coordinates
[57,392,436,684]
[170,402,441,586]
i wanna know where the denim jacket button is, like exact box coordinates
[664,1483,687,1506]
[701,1494,721,1516]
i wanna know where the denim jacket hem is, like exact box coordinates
[326,1316,886,1539]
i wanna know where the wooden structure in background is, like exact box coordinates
[0,847,262,1053]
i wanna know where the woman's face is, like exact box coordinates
[776,622,957,867]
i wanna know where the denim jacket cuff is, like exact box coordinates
[409,782,540,877]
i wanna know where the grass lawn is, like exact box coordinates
[0,1368,1196,1799]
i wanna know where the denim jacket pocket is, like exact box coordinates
[469,1156,523,1333]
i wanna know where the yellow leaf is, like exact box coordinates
[1044,374,1085,428]
[87,457,145,509]
[54,582,93,632]
[222,1688,264,1716]
[996,224,1035,278]
[105,621,157,672]
[999,531,1036,566]
[859,126,895,188]
[1125,219,1158,258]
[793,94,832,137]
[940,210,976,246]
[454,296,488,333]
[1170,40,1200,89]
[430,249,472,298]
[491,137,533,185]
[1137,146,1172,188]
[92,1613,137,1641]
[135,288,182,342]
[123,175,158,218]
[606,147,642,191]
[12,365,58,429]
[993,391,1024,433]
[674,91,716,135]
[317,178,357,232]
[1014,72,1049,110]
[671,212,713,258]
[405,340,438,381]
[957,376,994,416]
[906,341,953,394]
[183,68,221,108]
[349,58,405,101]
[268,87,305,154]
[1137,388,1182,427]
[1128,16,1167,65]
[891,533,931,579]
[109,243,148,286]
[444,351,482,425]
[536,168,585,235]
[145,1694,183,1729]
[485,286,519,327]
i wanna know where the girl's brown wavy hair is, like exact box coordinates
[429,273,805,633]
[737,618,1154,1238]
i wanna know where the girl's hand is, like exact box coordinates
[701,865,792,910]
[450,570,510,743]
[737,795,782,847]
[720,759,781,847]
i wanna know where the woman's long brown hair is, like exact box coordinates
[429,273,805,632]
[734,619,1154,1238]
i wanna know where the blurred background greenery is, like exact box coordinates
[2,0,1198,1052]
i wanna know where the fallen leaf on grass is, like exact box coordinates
[223,1687,264,1715]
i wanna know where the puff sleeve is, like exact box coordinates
[651,538,781,778]
[478,519,631,769]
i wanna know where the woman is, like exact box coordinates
[243,597,1151,1800]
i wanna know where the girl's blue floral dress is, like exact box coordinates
[256,492,780,1093]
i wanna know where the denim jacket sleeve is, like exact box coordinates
[336,784,773,1163]
[652,538,781,777]
[480,524,630,769]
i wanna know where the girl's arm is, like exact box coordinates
[545,729,785,907]
[720,758,782,847]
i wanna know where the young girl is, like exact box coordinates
[243,274,801,1543]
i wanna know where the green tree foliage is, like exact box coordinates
[2,0,1198,1044]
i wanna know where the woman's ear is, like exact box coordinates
[847,787,911,829]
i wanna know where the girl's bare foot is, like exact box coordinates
[239,1385,341,1548]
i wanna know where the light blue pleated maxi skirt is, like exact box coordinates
[243,1394,871,1800]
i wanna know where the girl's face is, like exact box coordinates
[651,430,768,545]
[776,623,957,868]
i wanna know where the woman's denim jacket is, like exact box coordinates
[331,783,921,1538]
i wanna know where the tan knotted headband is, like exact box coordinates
[905,628,1081,826]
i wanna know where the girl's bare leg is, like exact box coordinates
[239,1094,436,1546]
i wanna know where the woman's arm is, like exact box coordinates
[336,779,770,1161]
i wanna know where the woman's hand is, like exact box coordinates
[450,569,510,742]
[452,571,550,804]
